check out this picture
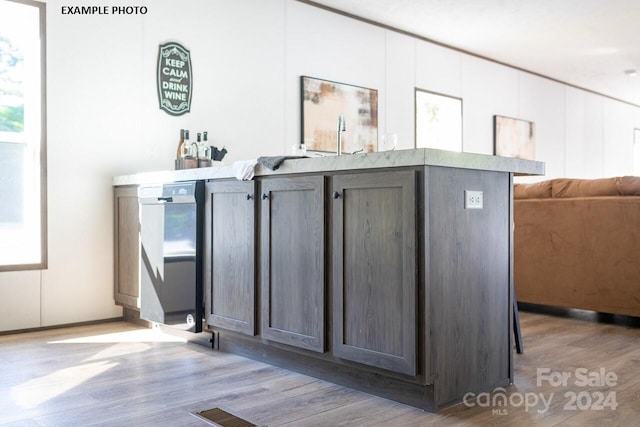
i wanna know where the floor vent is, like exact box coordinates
[191,407,257,427]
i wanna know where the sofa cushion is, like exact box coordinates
[551,177,618,198]
[616,176,640,196]
[514,180,552,199]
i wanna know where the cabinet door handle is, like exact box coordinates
[261,193,269,200]
[246,193,253,200]
[332,191,341,199]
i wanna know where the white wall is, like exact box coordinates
[2,0,640,332]
[138,0,286,170]
[518,73,566,179]
[460,54,519,155]
[565,88,604,178]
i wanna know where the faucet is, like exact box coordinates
[337,113,346,155]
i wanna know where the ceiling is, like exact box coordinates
[304,0,640,107]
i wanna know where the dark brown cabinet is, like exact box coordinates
[331,170,417,375]
[114,186,140,309]
[427,167,511,406]
[259,175,325,352]
[205,180,256,336]
[113,146,534,411]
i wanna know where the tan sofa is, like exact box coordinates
[514,176,640,317]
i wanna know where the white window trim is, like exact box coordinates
[0,0,47,272]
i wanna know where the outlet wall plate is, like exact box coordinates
[464,190,483,209]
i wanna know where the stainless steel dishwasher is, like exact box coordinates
[138,181,204,332]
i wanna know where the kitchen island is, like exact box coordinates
[113,148,544,411]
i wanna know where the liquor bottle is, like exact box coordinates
[176,129,185,159]
[202,131,210,160]
[182,130,191,158]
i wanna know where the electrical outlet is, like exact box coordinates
[465,190,483,209]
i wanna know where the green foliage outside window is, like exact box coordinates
[0,35,24,132]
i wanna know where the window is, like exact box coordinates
[634,129,640,175]
[415,89,462,152]
[0,0,46,271]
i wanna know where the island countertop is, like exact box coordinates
[112,147,545,186]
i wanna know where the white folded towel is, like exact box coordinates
[232,158,258,180]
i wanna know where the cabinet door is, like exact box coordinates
[114,186,140,309]
[332,170,417,375]
[205,180,256,335]
[260,176,325,352]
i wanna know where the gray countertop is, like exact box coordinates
[113,148,545,186]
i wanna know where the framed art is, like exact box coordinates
[494,115,536,160]
[301,76,378,154]
[415,88,462,152]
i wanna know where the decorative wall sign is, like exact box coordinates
[494,115,536,160]
[157,42,192,116]
[301,76,378,153]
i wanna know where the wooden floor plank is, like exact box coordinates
[1,307,639,426]
[276,396,421,427]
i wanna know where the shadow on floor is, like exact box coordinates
[518,302,640,328]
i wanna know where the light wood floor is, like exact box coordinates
[1,306,639,426]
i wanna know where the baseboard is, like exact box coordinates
[0,316,124,336]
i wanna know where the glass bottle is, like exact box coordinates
[181,130,191,158]
[176,129,184,159]
[203,132,209,159]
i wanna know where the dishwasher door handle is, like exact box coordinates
[157,196,173,203]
